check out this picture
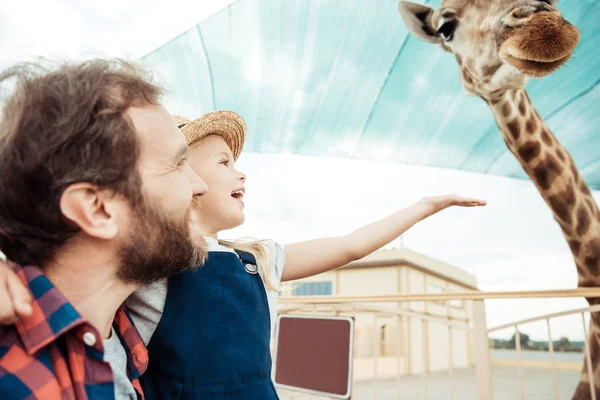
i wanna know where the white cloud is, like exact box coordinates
[0,0,237,69]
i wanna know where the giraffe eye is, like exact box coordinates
[437,19,457,41]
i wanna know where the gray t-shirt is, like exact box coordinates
[103,327,138,399]
[126,237,286,345]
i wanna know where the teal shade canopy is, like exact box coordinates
[142,0,600,188]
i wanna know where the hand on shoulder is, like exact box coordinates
[0,256,33,325]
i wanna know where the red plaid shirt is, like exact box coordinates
[0,264,148,399]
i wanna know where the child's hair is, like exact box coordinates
[218,238,279,291]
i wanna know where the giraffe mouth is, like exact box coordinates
[503,53,572,78]
[499,11,580,78]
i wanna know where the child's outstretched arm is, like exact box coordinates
[0,254,33,324]
[281,194,486,282]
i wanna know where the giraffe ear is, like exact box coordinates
[398,1,441,44]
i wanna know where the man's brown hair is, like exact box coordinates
[0,59,163,266]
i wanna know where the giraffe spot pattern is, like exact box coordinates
[488,89,505,104]
[576,205,591,236]
[506,119,520,141]
[541,129,553,146]
[518,94,527,116]
[581,182,592,196]
[549,185,575,224]
[589,331,600,365]
[556,148,566,162]
[462,70,473,84]
[583,238,600,276]
[489,96,502,105]
[526,114,537,134]
[569,240,582,257]
[585,198,597,216]
[588,298,600,326]
[482,63,501,76]
[502,101,511,118]
[533,154,562,190]
[518,141,541,162]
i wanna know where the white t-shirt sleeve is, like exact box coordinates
[263,240,286,289]
[124,278,168,345]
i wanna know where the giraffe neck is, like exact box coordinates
[486,88,599,264]
[486,89,600,398]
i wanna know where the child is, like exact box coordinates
[0,111,485,399]
[132,110,486,399]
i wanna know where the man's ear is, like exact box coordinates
[398,1,441,44]
[60,183,120,240]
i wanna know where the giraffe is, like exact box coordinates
[397,1,598,398]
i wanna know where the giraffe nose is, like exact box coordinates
[505,3,557,26]
[510,6,536,20]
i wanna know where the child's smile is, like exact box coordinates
[231,187,245,207]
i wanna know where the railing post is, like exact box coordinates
[396,315,402,398]
[473,300,493,400]
[422,318,428,400]
[546,319,559,400]
[515,327,525,400]
[373,315,378,400]
[582,313,597,400]
[448,324,455,400]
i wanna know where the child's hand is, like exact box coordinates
[420,194,487,211]
[0,256,33,324]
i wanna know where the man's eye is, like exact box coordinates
[177,157,187,167]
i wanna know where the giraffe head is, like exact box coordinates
[398,0,580,99]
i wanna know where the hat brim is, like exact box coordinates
[177,111,246,160]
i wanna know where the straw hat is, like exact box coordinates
[172,111,246,160]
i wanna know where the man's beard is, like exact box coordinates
[117,196,207,285]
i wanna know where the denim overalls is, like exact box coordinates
[140,250,279,399]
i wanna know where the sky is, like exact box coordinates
[1,0,597,341]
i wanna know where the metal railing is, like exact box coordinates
[487,304,600,400]
[276,288,600,400]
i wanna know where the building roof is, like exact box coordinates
[342,248,478,290]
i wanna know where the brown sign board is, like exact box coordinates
[272,314,354,399]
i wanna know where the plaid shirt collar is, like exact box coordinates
[12,263,148,378]
[14,263,86,354]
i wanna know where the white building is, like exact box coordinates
[278,248,477,378]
